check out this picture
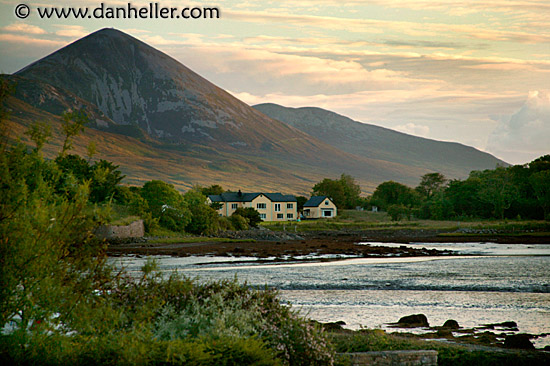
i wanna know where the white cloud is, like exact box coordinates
[0,33,64,47]
[394,123,431,137]
[487,91,550,164]
[54,25,88,38]
[2,23,46,35]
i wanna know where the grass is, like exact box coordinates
[105,204,140,226]
[147,237,256,244]
[260,210,550,234]
[438,232,550,238]
[110,215,141,226]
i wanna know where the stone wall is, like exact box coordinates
[96,220,144,240]
[337,350,437,366]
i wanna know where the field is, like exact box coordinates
[260,209,550,234]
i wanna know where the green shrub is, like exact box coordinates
[233,207,262,228]
[231,214,249,230]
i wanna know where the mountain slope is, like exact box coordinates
[15,28,327,156]
[254,103,506,179]
[2,94,309,193]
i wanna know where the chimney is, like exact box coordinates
[238,189,242,197]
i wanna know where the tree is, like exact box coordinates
[529,155,550,173]
[199,184,224,210]
[0,79,15,150]
[339,173,361,208]
[55,154,92,182]
[473,167,518,219]
[54,155,125,203]
[184,188,219,235]
[141,180,190,232]
[89,160,125,203]
[387,204,408,221]
[445,178,485,218]
[530,170,550,220]
[295,196,308,212]
[312,178,346,208]
[416,172,446,200]
[230,214,249,230]
[370,181,419,210]
[312,174,362,209]
[201,184,225,196]
[0,142,110,335]
[417,191,453,220]
[232,207,262,228]
[59,110,88,157]
[24,121,51,153]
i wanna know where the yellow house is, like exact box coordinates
[302,196,337,219]
[207,191,298,221]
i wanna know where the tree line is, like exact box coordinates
[301,161,549,222]
[368,159,550,221]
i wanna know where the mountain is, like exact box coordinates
[254,103,506,179]
[15,28,325,155]
[4,28,504,194]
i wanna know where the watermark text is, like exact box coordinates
[15,3,220,20]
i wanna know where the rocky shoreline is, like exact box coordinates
[321,314,550,353]
[106,227,550,259]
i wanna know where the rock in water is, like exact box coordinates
[397,314,429,327]
[442,319,460,329]
[504,334,534,349]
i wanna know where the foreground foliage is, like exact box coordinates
[0,88,334,365]
[1,265,334,366]
[0,147,333,364]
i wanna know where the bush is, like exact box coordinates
[0,145,110,334]
[216,216,235,231]
[141,180,191,232]
[387,204,408,221]
[231,214,249,230]
[184,188,219,235]
[112,269,335,366]
[233,207,262,228]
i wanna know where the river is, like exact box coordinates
[110,242,550,348]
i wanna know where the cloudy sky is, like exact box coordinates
[1,0,549,164]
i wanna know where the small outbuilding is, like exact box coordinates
[302,196,337,219]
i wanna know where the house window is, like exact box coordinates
[274,203,281,212]
[257,203,266,209]
[231,203,238,209]
[322,210,333,217]
[287,203,293,209]
[260,213,266,220]
[325,201,329,205]
[277,213,284,219]
[287,213,293,219]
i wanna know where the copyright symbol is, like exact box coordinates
[15,4,30,19]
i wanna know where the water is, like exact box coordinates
[110,242,550,348]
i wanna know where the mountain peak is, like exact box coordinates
[13,28,330,157]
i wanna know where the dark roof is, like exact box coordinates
[263,193,297,202]
[303,196,332,207]
[208,192,296,203]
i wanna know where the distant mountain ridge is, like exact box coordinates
[254,103,507,178]
[4,28,505,193]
